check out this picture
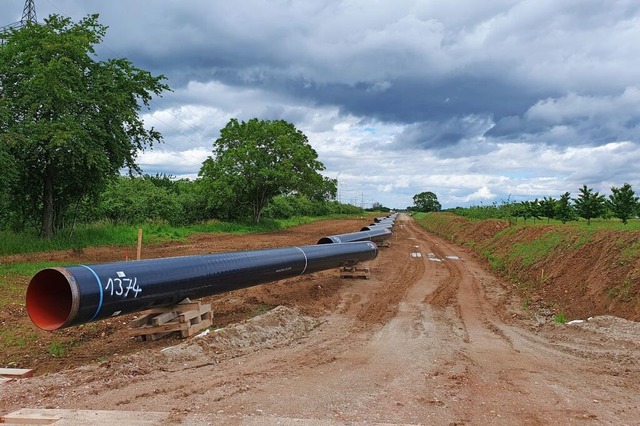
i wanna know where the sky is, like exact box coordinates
[2,0,640,209]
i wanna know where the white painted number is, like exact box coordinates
[105,272,142,298]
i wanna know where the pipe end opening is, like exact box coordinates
[317,237,335,244]
[26,268,74,331]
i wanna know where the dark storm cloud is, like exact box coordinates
[190,71,548,128]
[391,116,495,153]
[489,88,640,147]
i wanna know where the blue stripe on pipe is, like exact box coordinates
[294,246,308,275]
[79,264,104,321]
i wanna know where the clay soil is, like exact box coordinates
[1,215,639,425]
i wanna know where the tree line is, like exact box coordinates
[448,184,640,225]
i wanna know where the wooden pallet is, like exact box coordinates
[376,241,391,248]
[128,299,213,341]
[340,266,370,279]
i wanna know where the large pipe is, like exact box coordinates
[361,223,393,231]
[374,215,397,223]
[370,221,394,228]
[377,218,395,224]
[317,228,392,244]
[26,242,378,331]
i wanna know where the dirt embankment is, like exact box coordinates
[416,213,640,321]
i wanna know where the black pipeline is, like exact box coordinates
[361,223,393,231]
[26,242,378,331]
[317,228,392,244]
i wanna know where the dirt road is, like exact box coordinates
[2,214,639,425]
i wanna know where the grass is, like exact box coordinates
[508,231,563,267]
[0,262,66,309]
[554,312,567,324]
[0,325,38,347]
[607,278,636,301]
[48,341,67,357]
[0,215,354,257]
[0,261,64,277]
[619,240,640,261]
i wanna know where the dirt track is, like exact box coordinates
[1,214,640,425]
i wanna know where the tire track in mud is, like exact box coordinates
[351,218,424,327]
[406,219,511,348]
[404,219,588,423]
[405,218,640,424]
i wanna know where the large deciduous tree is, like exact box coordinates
[199,118,330,223]
[608,183,639,225]
[0,15,169,237]
[412,191,441,212]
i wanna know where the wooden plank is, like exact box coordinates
[174,302,202,313]
[1,409,168,425]
[129,299,213,340]
[151,311,179,326]
[0,368,34,378]
[133,307,174,316]
[129,313,154,328]
[0,412,60,424]
[179,304,210,322]
[340,266,370,279]
[129,321,187,336]
[181,316,213,338]
[142,330,174,341]
[178,310,199,322]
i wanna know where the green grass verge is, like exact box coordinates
[508,231,563,267]
[0,214,357,257]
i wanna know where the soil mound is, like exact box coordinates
[417,213,640,321]
[162,306,319,362]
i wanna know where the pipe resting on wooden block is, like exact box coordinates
[26,242,378,331]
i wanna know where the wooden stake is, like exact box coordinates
[137,228,143,260]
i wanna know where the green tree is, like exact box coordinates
[0,143,17,227]
[306,176,337,202]
[608,183,639,225]
[199,118,327,223]
[539,196,557,223]
[370,201,391,212]
[412,191,441,212]
[573,185,606,225]
[97,176,180,224]
[518,200,541,222]
[0,15,169,237]
[555,192,575,224]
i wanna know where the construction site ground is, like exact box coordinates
[1,214,639,425]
